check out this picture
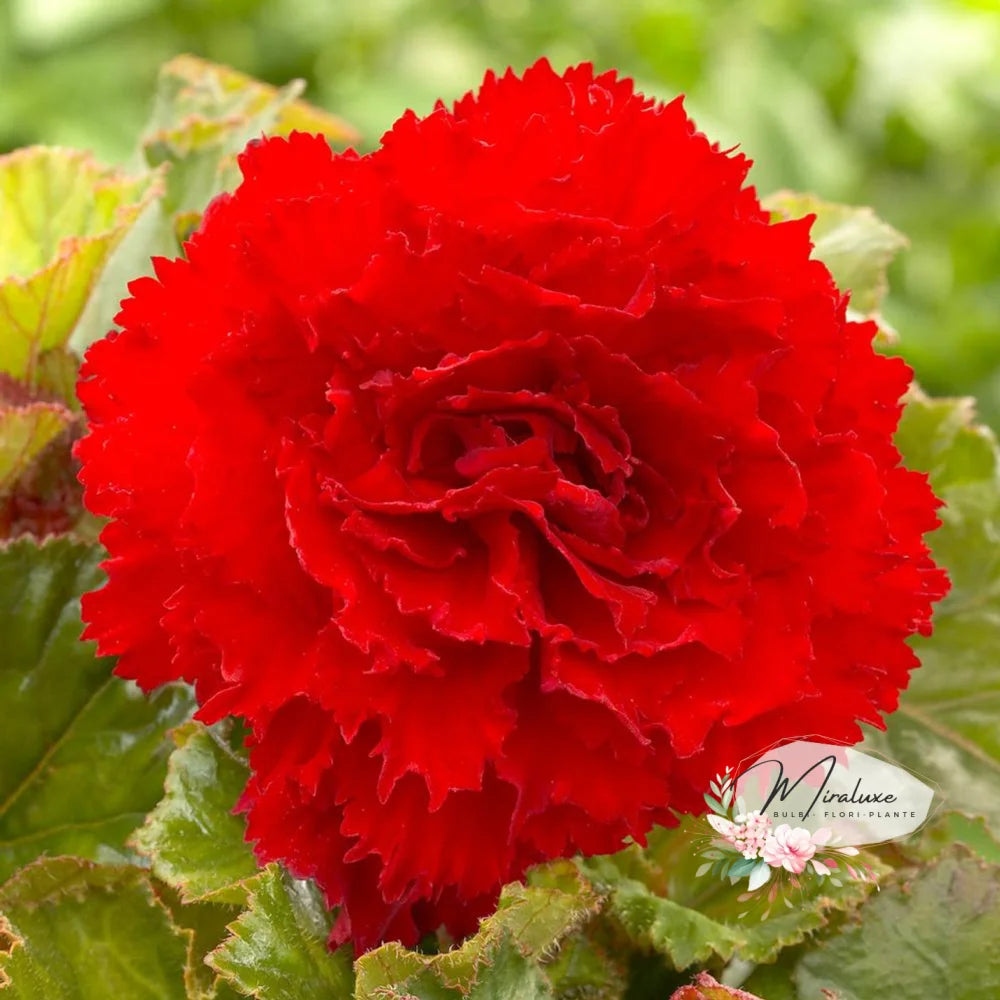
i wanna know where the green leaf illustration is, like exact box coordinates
[0,147,159,382]
[132,722,258,905]
[208,865,354,1000]
[0,857,188,998]
[0,536,194,881]
[863,390,1000,828]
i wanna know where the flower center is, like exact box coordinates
[403,400,632,549]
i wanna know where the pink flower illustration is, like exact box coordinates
[707,810,773,860]
[761,825,831,873]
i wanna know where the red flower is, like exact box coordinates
[76,60,948,950]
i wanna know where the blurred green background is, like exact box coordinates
[1,0,998,425]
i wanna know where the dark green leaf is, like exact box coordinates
[794,848,1000,999]
[157,889,244,1000]
[0,536,194,881]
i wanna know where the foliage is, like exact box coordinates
[0,537,193,880]
[0,53,998,1000]
[862,389,1000,828]
[0,858,189,999]
[743,847,1000,999]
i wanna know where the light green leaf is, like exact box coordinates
[141,56,357,228]
[208,865,354,1000]
[581,820,881,970]
[145,55,357,148]
[0,536,194,880]
[0,857,188,998]
[746,862,770,892]
[0,147,159,381]
[863,390,1000,827]
[792,848,1000,999]
[68,194,175,356]
[72,56,358,355]
[355,861,602,1000]
[371,937,556,1000]
[764,191,907,338]
[132,722,258,905]
[0,402,73,494]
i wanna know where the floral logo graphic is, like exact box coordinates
[697,769,878,896]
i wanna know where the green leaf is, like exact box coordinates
[863,390,1000,827]
[0,857,188,998]
[541,929,626,1000]
[739,961,798,1000]
[0,402,73,493]
[581,820,882,970]
[0,536,194,881]
[884,809,1000,867]
[792,848,1000,999]
[141,56,354,222]
[764,191,907,338]
[208,865,354,1000]
[145,55,357,149]
[367,937,555,1000]
[132,722,258,905]
[32,347,80,408]
[355,861,602,999]
[0,147,158,381]
[72,56,358,356]
[155,888,244,1000]
[139,56,358,231]
[463,937,552,1000]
